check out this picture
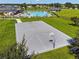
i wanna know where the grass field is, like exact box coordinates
[0,9,79,59]
[56,9,79,18]
[32,47,75,59]
[0,20,16,53]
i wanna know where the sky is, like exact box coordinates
[0,0,79,4]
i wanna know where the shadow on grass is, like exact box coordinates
[69,23,79,27]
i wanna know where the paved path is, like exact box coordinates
[15,21,71,54]
[16,19,22,23]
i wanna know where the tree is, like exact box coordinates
[72,5,75,9]
[21,3,27,10]
[48,3,53,7]
[65,2,73,8]
[77,4,79,9]
[54,3,61,8]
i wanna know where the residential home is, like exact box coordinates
[0,5,21,13]
[50,7,61,11]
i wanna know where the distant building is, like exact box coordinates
[50,7,61,11]
[0,4,23,16]
[0,5,21,13]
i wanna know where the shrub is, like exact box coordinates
[71,17,79,26]
[0,35,34,59]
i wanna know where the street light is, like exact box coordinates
[49,32,55,48]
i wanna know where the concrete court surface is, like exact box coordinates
[15,21,72,54]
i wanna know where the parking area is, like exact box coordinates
[15,21,71,54]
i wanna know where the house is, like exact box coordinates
[50,7,61,11]
[0,4,22,14]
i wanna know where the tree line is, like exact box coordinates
[48,2,79,9]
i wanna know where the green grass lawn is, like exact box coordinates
[56,9,79,18]
[32,47,75,59]
[0,20,16,53]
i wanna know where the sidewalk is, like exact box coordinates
[16,19,22,23]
